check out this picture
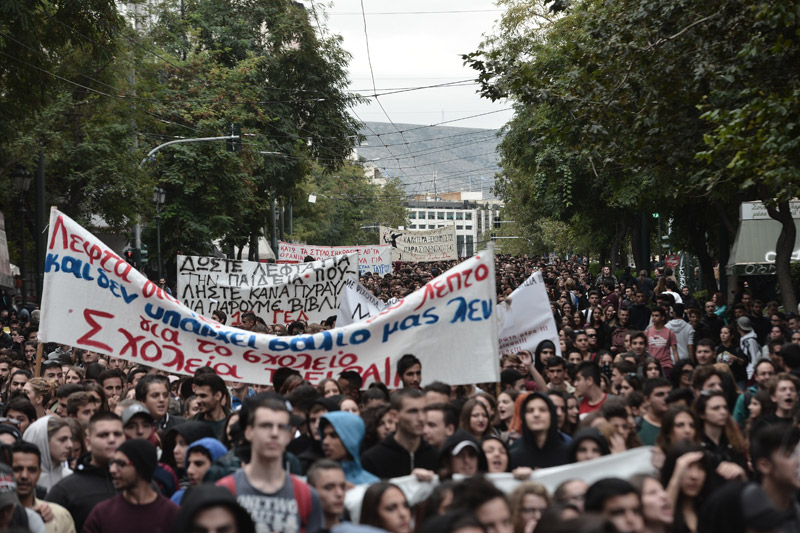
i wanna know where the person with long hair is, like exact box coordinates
[23,377,56,419]
[716,325,748,390]
[693,391,747,479]
[640,357,665,380]
[630,474,674,533]
[495,390,519,434]
[360,482,412,533]
[459,398,492,441]
[661,442,716,533]
[482,435,510,473]
[712,292,727,322]
[670,359,694,390]
[509,482,550,533]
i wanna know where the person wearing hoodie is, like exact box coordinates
[22,416,72,492]
[666,304,695,363]
[45,412,123,531]
[436,430,487,479]
[319,411,379,485]
[509,392,568,469]
[171,437,229,505]
[568,427,611,463]
[160,421,217,487]
[173,485,255,533]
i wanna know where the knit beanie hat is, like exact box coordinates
[118,438,158,481]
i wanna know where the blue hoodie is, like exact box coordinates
[171,437,229,504]
[320,412,379,485]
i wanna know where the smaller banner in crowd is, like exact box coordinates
[497,271,562,356]
[278,242,392,275]
[380,224,458,262]
[344,447,655,523]
[177,254,357,325]
[335,278,386,327]
[39,209,499,386]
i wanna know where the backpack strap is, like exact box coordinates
[216,474,237,496]
[290,474,312,532]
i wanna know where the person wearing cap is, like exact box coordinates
[437,430,488,479]
[44,412,123,530]
[83,438,179,533]
[319,411,379,485]
[170,437,228,505]
[0,424,21,446]
[173,484,255,533]
[0,462,47,533]
[121,402,156,442]
[11,441,75,533]
[737,316,761,383]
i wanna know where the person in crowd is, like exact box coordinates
[135,374,184,434]
[574,362,607,417]
[193,373,233,439]
[645,307,678,379]
[584,478,644,533]
[450,476,513,533]
[161,421,217,486]
[751,372,799,434]
[750,425,800,530]
[306,460,347,531]
[170,437,228,504]
[361,389,438,478]
[637,378,671,446]
[23,378,55,420]
[22,416,72,491]
[482,435,510,474]
[66,391,99,427]
[509,482,549,533]
[318,411,379,485]
[397,354,422,390]
[660,442,715,533]
[716,325,748,390]
[509,392,568,469]
[629,474,673,533]
[437,430,487,479]
[173,484,256,533]
[423,402,458,451]
[460,398,492,441]
[11,441,75,533]
[693,390,747,477]
[83,438,179,533]
[360,482,412,533]
[216,395,324,532]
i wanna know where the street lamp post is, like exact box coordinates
[152,187,166,280]
[11,165,33,306]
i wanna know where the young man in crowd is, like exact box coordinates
[637,378,671,446]
[46,412,125,531]
[83,439,179,533]
[361,389,438,478]
[751,425,800,530]
[11,441,75,532]
[694,339,717,366]
[135,374,184,433]
[584,478,644,533]
[306,460,347,531]
[574,362,607,417]
[217,395,323,533]
[423,402,458,450]
[193,372,232,439]
[397,354,422,390]
[645,307,678,378]
[66,391,99,427]
[171,437,228,504]
[733,359,776,426]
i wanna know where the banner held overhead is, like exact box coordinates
[39,209,499,386]
[277,242,392,275]
[380,225,458,262]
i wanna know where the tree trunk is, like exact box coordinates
[687,208,718,294]
[609,220,628,271]
[765,200,797,312]
[631,215,644,273]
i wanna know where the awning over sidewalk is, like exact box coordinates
[726,201,800,276]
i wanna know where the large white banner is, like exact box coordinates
[277,242,392,276]
[380,225,458,262]
[497,271,562,356]
[176,254,357,325]
[39,209,499,386]
[335,278,386,327]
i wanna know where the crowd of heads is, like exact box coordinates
[0,255,798,533]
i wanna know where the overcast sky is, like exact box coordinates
[304,0,514,131]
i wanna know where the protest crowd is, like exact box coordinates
[0,253,799,533]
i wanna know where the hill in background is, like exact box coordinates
[355,122,502,199]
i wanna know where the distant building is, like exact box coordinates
[405,192,503,257]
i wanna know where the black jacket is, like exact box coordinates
[45,453,116,531]
[361,432,438,479]
[509,392,568,469]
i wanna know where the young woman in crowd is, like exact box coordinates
[640,356,665,380]
[459,398,492,441]
[23,377,55,419]
[509,482,550,533]
[670,359,694,390]
[360,482,412,533]
[630,474,674,533]
[21,415,73,491]
[692,390,747,476]
[495,389,519,435]
[661,442,716,533]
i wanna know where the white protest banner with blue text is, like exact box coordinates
[39,209,499,385]
[380,225,458,262]
[176,254,357,325]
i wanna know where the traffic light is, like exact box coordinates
[140,244,149,264]
[124,249,135,264]
[227,123,241,152]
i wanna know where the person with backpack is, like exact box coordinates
[216,395,323,533]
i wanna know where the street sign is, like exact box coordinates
[665,254,679,269]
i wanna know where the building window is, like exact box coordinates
[457,225,463,230]
[465,213,473,220]
[437,212,444,220]
[466,225,472,230]
[447,213,454,220]
[456,213,464,220]
[429,225,436,229]
[428,212,435,219]
[409,212,416,219]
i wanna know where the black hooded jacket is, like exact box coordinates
[161,421,216,472]
[567,427,611,463]
[509,392,569,469]
[45,453,117,531]
[361,432,438,479]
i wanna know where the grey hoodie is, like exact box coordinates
[23,416,72,491]
[666,318,694,361]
